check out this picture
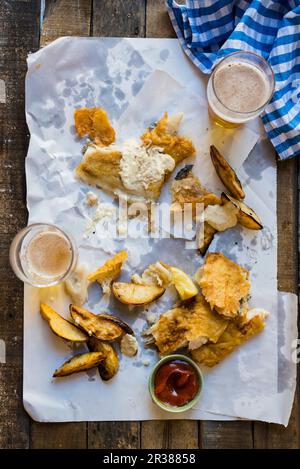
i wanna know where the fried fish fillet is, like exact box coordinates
[141,112,196,164]
[149,294,228,355]
[195,253,250,319]
[191,313,266,367]
[171,169,221,218]
[76,144,123,194]
[74,108,115,146]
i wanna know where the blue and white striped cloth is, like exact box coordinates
[167,0,300,160]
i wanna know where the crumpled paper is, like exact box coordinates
[23,37,297,425]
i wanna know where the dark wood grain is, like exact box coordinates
[0,0,40,449]
[89,422,140,449]
[146,0,175,38]
[40,0,92,45]
[29,0,92,449]
[202,421,254,449]
[92,0,146,37]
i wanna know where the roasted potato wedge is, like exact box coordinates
[96,312,133,335]
[198,222,216,256]
[112,282,165,305]
[221,192,263,230]
[70,305,127,340]
[53,351,105,377]
[88,337,119,381]
[210,145,245,200]
[40,303,88,342]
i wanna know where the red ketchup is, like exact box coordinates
[154,359,199,407]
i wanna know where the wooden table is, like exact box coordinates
[0,0,299,449]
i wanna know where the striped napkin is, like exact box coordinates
[167,0,300,160]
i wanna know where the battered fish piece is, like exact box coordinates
[191,313,266,367]
[171,168,221,218]
[76,112,195,202]
[88,251,128,294]
[141,112,196,164]
[149,294,228,355]
[76,144,123,194]
[195,253,250,319]
[74,108,115,146]
[77,141,175,201]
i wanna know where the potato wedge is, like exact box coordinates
[112,282,165,305]
[198,222,216,256]
[221,192,263,230]
[88,337,119,381]
[53,352,105,377]
[40,303,88,342]
[70,305,127,340]
[96,312,133,335]
[210,145,245,200]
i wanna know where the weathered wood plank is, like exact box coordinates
[202,421,254,449]
[0,0,40,449]
[29,0,92,449]
[146,0,175,38]
[254,157,299,448]
[88,422,140,449]
[40,0,92,47]
[144,0,200,450]
[141,421,169,449]
[30,423,87,449]
[88,0,147,450]
[92,0,146,37]
[168,421,199,449]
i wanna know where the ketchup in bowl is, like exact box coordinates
[149,355,203,411]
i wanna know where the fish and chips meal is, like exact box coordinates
[34,106,268,411]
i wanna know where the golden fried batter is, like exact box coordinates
[74,108,115,146]
[88,251,128,293]
[141,112,196,164]
[196,253,250,318]
[150,294,228,355]
[171,170,221,217]
[76,145,123,193]
[191,314,265,367]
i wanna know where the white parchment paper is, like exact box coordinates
[24,37,297,425]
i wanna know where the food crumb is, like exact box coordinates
[86,191,98,207]
[147,313,156,324]
[142,359,150,366]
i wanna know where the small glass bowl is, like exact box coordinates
[148,354,204,413]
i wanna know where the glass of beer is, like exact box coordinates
[207,51,275,128]
[9,223,78,287]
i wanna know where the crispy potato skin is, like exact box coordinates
[70,305,125,341]
[112,282,165,305]
[40,303,88,342]
[221,193,263,230]
[88,338,119,381]
[210,145,245,200]
[53,352,105,377]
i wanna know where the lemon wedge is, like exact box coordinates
[169,267,198,300]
